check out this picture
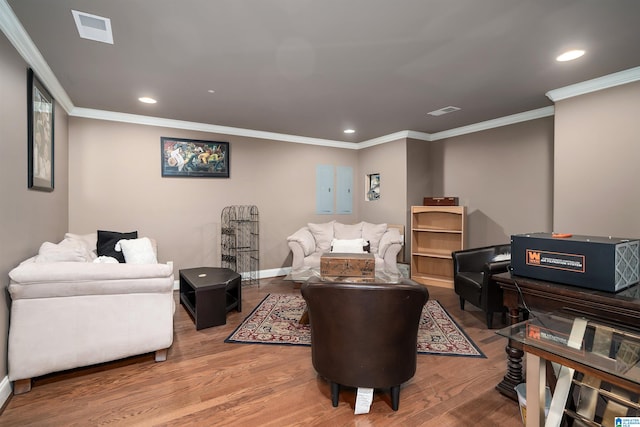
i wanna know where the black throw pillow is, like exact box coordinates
[97,230,138,263]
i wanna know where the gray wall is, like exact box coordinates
[554,81,640,238]
[0,33,69,384]
[434,117,555,248]
[68,118,360,274]
[357,138,407,226]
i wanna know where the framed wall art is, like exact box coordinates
[161,137,230,178]
[365,173,380,201]
[27,68,55,191]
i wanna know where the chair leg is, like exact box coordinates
[459,297,465,310]
[486,311,493,329]
[390,385,400,411]
[330,382,340,407]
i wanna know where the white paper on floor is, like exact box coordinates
[354,387,374,414]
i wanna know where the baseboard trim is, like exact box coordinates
[0,375,12,409]
[172,267,291,290]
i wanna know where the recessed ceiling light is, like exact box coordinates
[428,106,461,117]
[344,129,355,134]
[138,97,157,104]
[556,49,585,62]
[207,89,215,94]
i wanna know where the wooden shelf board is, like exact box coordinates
[412,250,455,258]
[412,228,463,233]
[411,274,454,289]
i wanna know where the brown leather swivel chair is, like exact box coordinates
[300,279,428,411]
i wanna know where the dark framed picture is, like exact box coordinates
[161,137,229,178]
[27,68,55,191]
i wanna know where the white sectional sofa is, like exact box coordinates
[7,232,175,394]
[287,221,404,276]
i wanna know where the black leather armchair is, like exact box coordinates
[452,244,511,328]
[300,279,428,411]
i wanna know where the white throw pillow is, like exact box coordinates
[492,253,511,262]
[307,221,335,252]
[362,222,387,254]
[64,232,98,259]
[115,237,158,264]
[334,222,363,239]
[34,238,92,263]
[331,238,367,254]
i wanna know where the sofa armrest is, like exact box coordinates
[452,248,496,273]
[377,228,402,258]
[287,227,316,256]
[288,241,307,271]
[376,228,402,274]
[484,259,511,276]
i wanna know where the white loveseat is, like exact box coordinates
[7,232,175,394]
[287,221,403,276]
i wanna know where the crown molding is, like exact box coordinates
[70,107,357,149]
[405,130,432,142]
[429,106,555,141]
[0,0,74,113]
[546,66,640,102]
[358,131,412,148]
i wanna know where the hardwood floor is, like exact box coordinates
[0,277,523,426]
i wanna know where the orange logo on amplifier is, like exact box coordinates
[528,325,541,339]
[527,250,541,264]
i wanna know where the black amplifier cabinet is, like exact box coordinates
[511,232,640,292]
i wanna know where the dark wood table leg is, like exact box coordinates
[495,307,524,401]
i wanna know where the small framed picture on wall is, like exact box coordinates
[365,173,380,201]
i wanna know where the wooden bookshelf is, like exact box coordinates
[410,205,465,288]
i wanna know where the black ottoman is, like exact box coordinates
[179,267,242,330]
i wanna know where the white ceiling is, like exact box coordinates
[4,0,640,143]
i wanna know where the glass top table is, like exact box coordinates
[497,311,640,426]
[283,266,404,284]
[497,312,640,389]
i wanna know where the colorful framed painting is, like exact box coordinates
[161,137,230,178]
[27,68,55,191]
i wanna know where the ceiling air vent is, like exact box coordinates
[427,106,461,117]
[72,10,113,44]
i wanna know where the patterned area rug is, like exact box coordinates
[225,294,485,358]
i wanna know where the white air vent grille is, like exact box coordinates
[428,106,461,117]
[72,10,113,44]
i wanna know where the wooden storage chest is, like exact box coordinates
[320,253,375,279]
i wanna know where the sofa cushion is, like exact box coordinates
[307,221,335,252]
[97,230,138,263]
[34,239,92,263]
[334,222,363,239]
[362,222,387,254]
[64,233,98,258]
[116,237,157,264]
[330,238,367,254]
